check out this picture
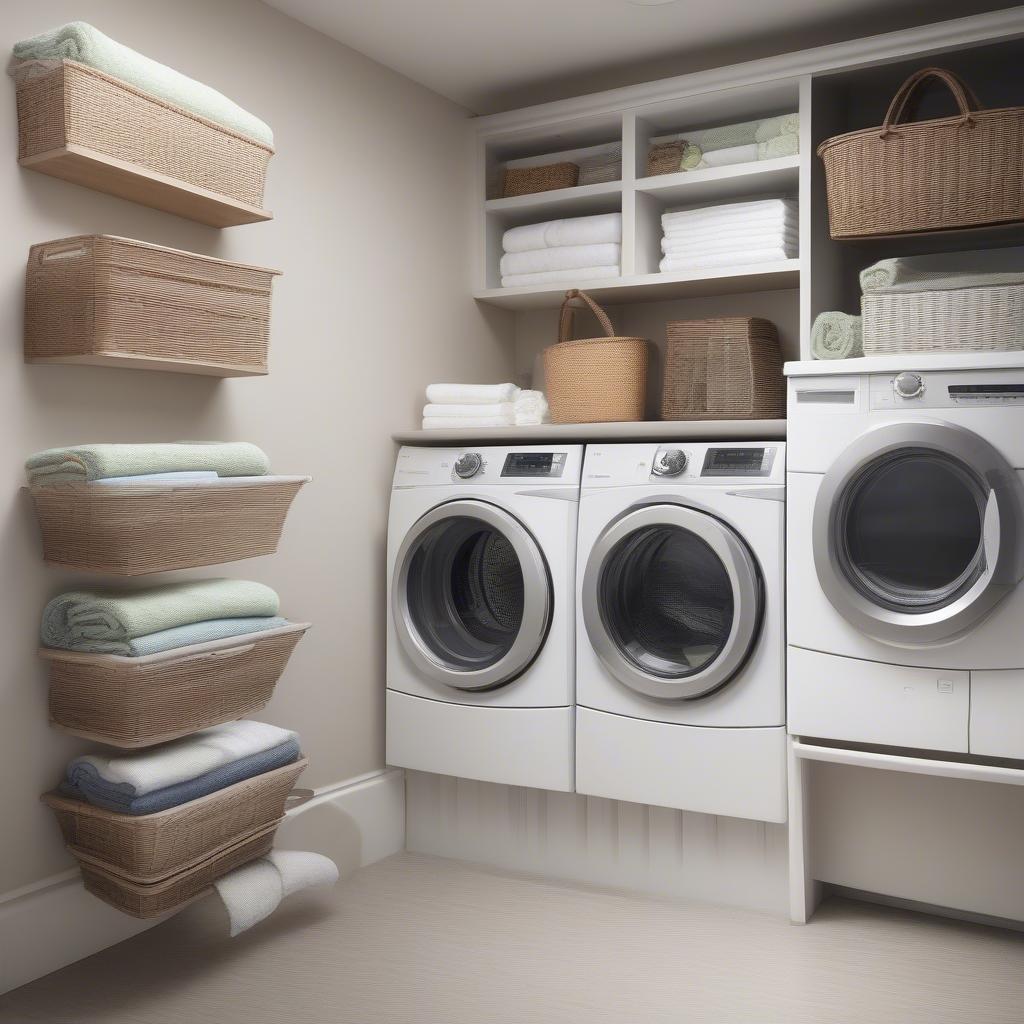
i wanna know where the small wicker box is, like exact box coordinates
[25,235,281,377]
[44,623,311,748]
[14,59,273,222]
[28,475,309,575]
[42,757,308,879]
[502,161,579,197]
[662,317,785,421]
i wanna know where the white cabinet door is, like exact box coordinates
[970,670,1024,760]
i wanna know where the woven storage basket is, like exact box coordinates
[25,235,281,377]
[544,290,648,424]
[502,161,579,197]
[42,756,308,878]
[646,141,684,177]
[862,284,1024,354]
[13,59,273,214]
[818,67,1024,239]
[662,317,785,420]
[578,147,621,186]
[44,623,311,748]
[74,821,279,918]
[28,475,309,575]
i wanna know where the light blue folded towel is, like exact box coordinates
[14,22,273,146]
[127,616,291,657]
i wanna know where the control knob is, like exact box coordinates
[893,372,925,399]
[653,449,688,477]
[454,452,483,479]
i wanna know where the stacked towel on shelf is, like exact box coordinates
[647,113,799,175]
[659,198,798,273]
[25,442,270,485]
[501,213,621,288]
[859,247,1024,293]
[13,22,274,145]
[41,578,283,656]
[422,385,550,429]
[61,720,300,815]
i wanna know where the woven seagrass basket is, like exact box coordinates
[13,59,273,212]
[544,290,648,424]
[662,317,785,420]
[818,67,1024,238]
[44,623,311,748]
[28,476,309,575]
[74,822,279,918]
[42,757,308,879]
[503,161,579,197]
[25,236,281,377]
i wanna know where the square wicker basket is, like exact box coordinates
[28,475,309,575]
[25,235,281,377]
[43,623,311,748]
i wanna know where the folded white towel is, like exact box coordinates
[501,265,620,289]
[503,213,622,253]
[70,720,297,796]
[422,416,513,430]
[214,850,339,936]
[425,383,520,405]
[662,229,798,256]
[423,403,514,420]
[500,243,621,277]
[662,199,797,230]
[660,247,795,273]
[515,390,549,426]
[662,215,798,243]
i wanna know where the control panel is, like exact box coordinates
[701,447,775,477]
[393,446,583,488]
[500,452,567,478]
[869,368,1024,409]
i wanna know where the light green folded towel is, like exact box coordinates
[680,142,703,169]
[689,112,798,153]
[755,114,800,143]
[26,442,269,485]
[41,578,280,654]
[860,248,1024,294]
[811,313,863,360]
[14,22,273,146]
[759,133,799,159]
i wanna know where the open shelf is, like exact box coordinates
[20,145,273,228]
[394,418,787,445]
[636,155,799,207]
[485,180,622,219]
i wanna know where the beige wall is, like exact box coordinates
[1,0,514,893]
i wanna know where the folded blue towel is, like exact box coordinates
[126,616,291,657]
[62,737,300,815]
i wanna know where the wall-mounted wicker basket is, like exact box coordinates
[43,623,311,748]
[28,475,309,575]
[73,821,279,918]
[13,59,273,227]
[42,756,308,879]
[25,236,282,377]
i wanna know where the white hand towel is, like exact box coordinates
[660,247,795,273]
[422,416,513,430]
[502,213,622,253]
[423,403,515,420]
[514,390,549,426]
[662,229,798,256]
[214,850,338,937]
[662,199,796,230]
[501,265,620,289]
[699,143,758,167]
[500,243,621,277]
[71,720,297,796]
[425,383,520,405]
[662,216,798,243]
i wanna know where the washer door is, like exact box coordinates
[813,420,1024,645]
[582,504,763,700]
[392,499,552,691]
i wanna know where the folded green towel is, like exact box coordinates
[690,113,798,153]
[14,22,273,146]
[860,248,1024,294]
[759,133,799,159]
[755,114,800,143]
[26,442,269,485]
[811,312,863,360]
[680,142,703,169]
[41,579,280,654]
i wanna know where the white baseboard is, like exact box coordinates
[0,766,405,996]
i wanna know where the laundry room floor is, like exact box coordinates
[2,852,1022,1024]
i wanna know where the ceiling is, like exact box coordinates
[264,0,1016,113]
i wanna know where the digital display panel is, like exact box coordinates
[501,452,565,477]
[701,447,768,476]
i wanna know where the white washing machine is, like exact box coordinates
[787,363,1024,759]
[575,442,787,823]
[386,444,582,792]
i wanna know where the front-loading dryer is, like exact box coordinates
[386,444,582,792]
[575,442,787,823]
[787,363,1024,760]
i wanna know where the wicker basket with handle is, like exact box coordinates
[544,290,648,424]
[24,235,281,377]
[661,317,785,421]
[502,161,579,197]
[818,67,1024,238]
[44,623,311,748]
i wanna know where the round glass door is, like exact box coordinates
[392,500,552,691]
[583,504,762,700]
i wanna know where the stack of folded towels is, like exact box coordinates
[13,22,273,145]
[646,113,799,176]
[41,578,290,657]
[60,719,300,815]
[422,384,549,430]
[660,198,798,274]
[25,441,271,487]
[500,213,621,289]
